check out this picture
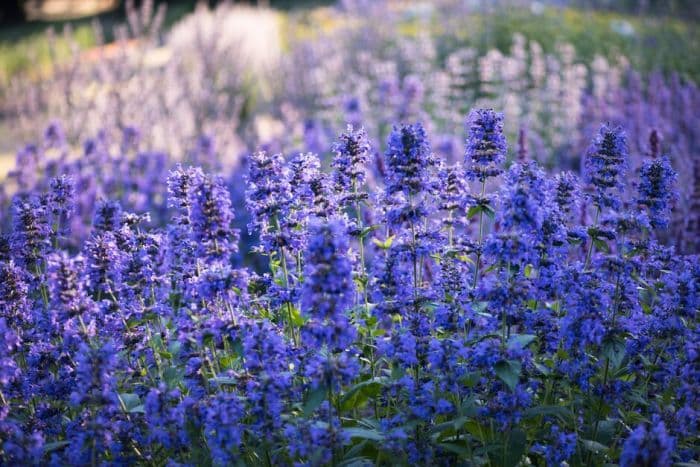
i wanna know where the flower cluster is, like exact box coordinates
[0,112,695,466]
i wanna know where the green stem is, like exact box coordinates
[472,179,487,289]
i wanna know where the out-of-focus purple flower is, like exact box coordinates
[0,261,30,328]
[620,416,674,467]
[301,218,356,352]
[93,199,123,233]
[204,391,244,464]
[637,156,678,229]
[0,318,21,386]
[11,196,50,271]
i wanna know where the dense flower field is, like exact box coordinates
[0,108,697,465]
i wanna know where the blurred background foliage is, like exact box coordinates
[1,0,698,85]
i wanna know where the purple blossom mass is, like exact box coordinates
[0,92,695,466]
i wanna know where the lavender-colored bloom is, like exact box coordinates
[47,252,90,323]
[464,109,507,182]
[498,161,553,234]
[93,199,123,233]
[246,151,292,225]
[637,156,678,229]
[620,416,674,467]
[301,218,356,352]
[0,261,30,327]
[43,121,66,149]
[553,171,582,217]
[189,171,239,261]
[48,175,75,223]
[0,318,21,385]
[331,125,371,198]
[203,392,245,464]
[560,269,612,351]
[167,165,200,218]
[245,151,301,252]
[238,320,296,441]
[84,231,126,300]
[290,152,336,220]
[11,196,50,271]
[533,425,577,466]
[70,340,120,408]
[144,385,191,450]
[384,122,433,195]
[437,164,469,232]
[584,124,628,210]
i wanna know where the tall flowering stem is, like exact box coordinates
[464,109,507,288]
[332,125,372,308]
[583,124,628,269]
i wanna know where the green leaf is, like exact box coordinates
[118,393,145,414]
[582,439,609,453]
[524,264,535,278]
[163,366,185,388]
[601,336,626,370]
[592,237,611,253]
[340,377,386,412]
[372,235,395,250]
[211,376,238,385]
[507,334,536,350]
[463,420,489,442]
[359,225,379,239]
[288,306,306,327]
[503,428,527,467]
[437,442,472,458]
[43,441,70,453]
[303,385,327,417]
[522,405,574,423]
[343,427,384,442]
[533,361,552,375]
[467,205,482,219]
[494,359,522,391]
[338,458,374,467]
